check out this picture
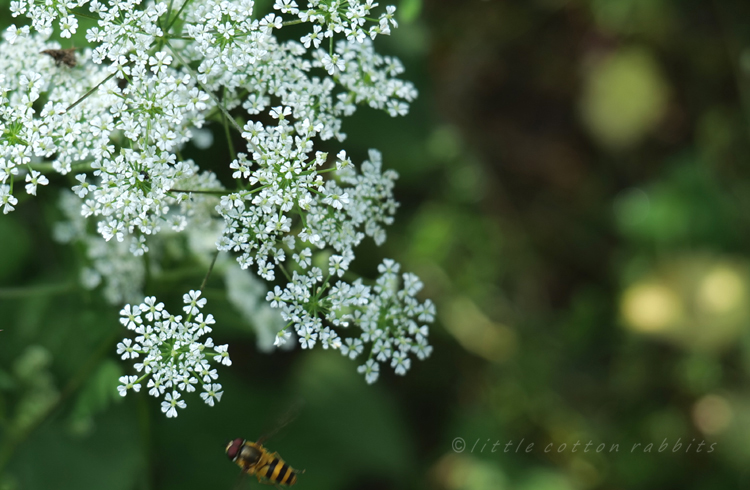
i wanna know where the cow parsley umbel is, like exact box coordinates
[268,258,435,384]
[4,0,434,413]
[116,291,229,417]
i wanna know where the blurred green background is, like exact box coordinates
[3,0,750,488]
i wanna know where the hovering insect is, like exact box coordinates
[41,48,77,68]
[226,437,302,486]
[226,401,305,487]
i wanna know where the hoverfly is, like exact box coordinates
[226,437,302,486]
[41,48,77,68]
[226,401,304,487]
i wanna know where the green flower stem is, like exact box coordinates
[165,0,175,27]
[166,0,194,32]
[70,8,99,21]
[0,282,76,299]
[146,266,206,285]
[199,250,220,293]
[221,89,237,161]
[278,261,292,282]
[168,188,229,195]
[66,72,117,112]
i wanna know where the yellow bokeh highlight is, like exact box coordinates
[443,297,517,363]
[580,47,669,149]
[621,282,682,333]
[698,266,745,314]
[431,454,507,490]
[619,256,749,351]
[692,394,733,435]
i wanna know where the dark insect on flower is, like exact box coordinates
[41,48,77,68]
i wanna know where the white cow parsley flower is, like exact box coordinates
[117,375,142,396]
[357,359,380,384]
[161,391,187,418]
[116,291,230,417]
[200,383,224,407]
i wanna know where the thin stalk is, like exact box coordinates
[199,250,221,292]
[222,88,237,161]
[278,261,292,282]
[70,9,99,21]
[66,72,117,112]
[167,0,195,32]
[166,0,175,29]
[169,188,228,195]
[0,282,76,299]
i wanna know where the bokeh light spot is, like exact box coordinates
[580,47,669,150]
[692,394,733,435]
[621,282,682,333]
[697,266,745,315]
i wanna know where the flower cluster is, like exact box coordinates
[116,291,230,417]
[3,0,434,407]
[0,28,221,258]
[216,148,398,281]
[269,259,434,383]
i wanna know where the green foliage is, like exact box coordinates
[7,403,144,490]
[398,0,422,24]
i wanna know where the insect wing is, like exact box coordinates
[232,470,248,490]
[256,399,305,446]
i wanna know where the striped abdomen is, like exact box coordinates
[257,456,298,486]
